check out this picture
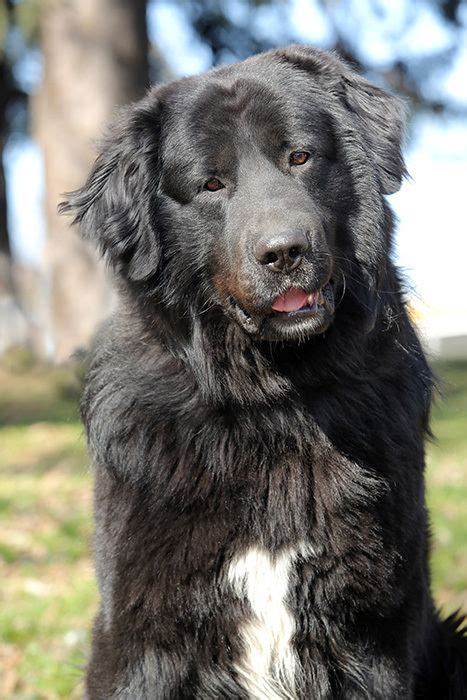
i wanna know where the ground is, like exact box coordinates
[0,350,466,698]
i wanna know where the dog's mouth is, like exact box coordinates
[271,282,334,318]
[226,280,335,340]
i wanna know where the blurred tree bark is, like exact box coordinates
[34,0,149,361]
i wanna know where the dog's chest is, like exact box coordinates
[227,543,312,699]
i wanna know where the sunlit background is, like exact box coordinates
[2,0,467,360]
[0,1,466,697]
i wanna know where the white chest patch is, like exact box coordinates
[227,543,312,699]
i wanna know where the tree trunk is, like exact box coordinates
[35,0,149,361]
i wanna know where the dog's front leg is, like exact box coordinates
[85,611,197,699]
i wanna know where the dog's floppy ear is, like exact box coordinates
[59,101,161,281]
[339,71,407,194]
[275,45,407,195]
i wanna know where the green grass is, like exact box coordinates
[426,362,467,612]
[0,351,92,699]
[0,350,465,697]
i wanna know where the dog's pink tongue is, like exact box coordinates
[271,288,309,312]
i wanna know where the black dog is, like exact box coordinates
[61,45,466,698]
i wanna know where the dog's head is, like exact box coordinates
[60,45,406,343]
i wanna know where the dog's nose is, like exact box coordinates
[255,230,309,272]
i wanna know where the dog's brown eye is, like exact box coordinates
[205,178,225,191]
[289,151,310,166]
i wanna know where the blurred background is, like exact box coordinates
[0,0,466,697]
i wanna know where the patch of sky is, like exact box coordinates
[5,138,45,266]
[11,42,42,94]
[147,1,212,76]
[288,0,334,46]
[392,113,467,325]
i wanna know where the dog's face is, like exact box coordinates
[62,45,406,343]
[159,68,344,341]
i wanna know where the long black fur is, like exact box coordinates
[60,45,466,699]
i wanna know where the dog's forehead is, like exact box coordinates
[161,60,336,160]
